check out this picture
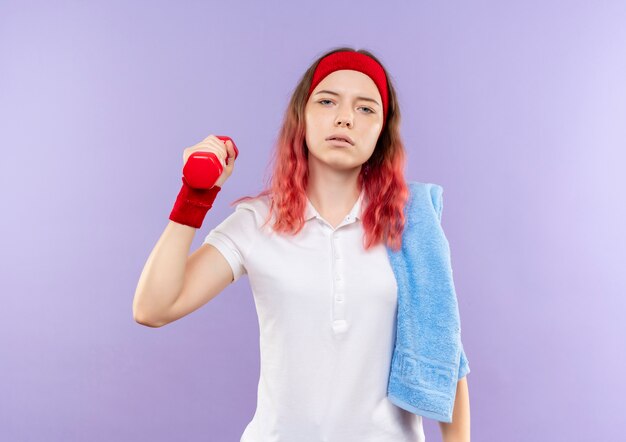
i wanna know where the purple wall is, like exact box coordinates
[2,1,625,440]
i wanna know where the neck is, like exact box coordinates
[306,158,363,220]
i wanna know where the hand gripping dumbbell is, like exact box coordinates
[182,135,239,189]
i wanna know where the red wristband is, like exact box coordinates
[169,177,221,229]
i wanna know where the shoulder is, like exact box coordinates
[405,180,444,222]
[406,180,443,206]
[206,194,272,245]
[232,193,274,231]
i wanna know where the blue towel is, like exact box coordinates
[385,181,470,423]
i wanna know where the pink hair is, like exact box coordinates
[229,46,409,252]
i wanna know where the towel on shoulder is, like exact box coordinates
[385,181,470,423]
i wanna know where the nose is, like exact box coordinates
[335,116,352,128]
[335,104,353,127]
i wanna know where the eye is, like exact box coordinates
[318,100,375,114]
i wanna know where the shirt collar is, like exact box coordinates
[305,188,365,222]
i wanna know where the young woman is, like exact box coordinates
[133,47,470,441]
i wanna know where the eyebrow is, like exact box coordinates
[314,90,380,107]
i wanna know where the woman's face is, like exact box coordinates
[304,69,384,174]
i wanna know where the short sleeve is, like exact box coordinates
[203,205,258,283]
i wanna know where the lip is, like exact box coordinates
[327,139,352,147]
[325,133,354,145]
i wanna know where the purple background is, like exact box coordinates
[2,1,625,440]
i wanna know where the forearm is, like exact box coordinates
[439,376,470,442]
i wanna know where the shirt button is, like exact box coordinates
[332,319,348,332]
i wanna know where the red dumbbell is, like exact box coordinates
[183,135,239,189]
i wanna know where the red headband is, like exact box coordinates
[307,51,389,132]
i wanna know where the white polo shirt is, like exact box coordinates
[203,189,425,442]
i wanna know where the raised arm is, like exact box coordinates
[133,134,237,327]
